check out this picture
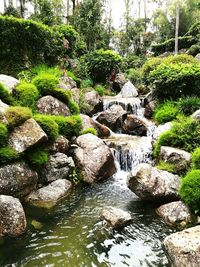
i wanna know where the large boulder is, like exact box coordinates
[100,206,132,229]
[73,134,116,183]
[48,135,70,154]
[122,114,148,136]
[191,109,200,122]
[84,91,102,114]
[9,119,47,153]
[127,163,180,202]
[71,88,80,104]
[160,146,191,173]
[25,179,72,209]
[156,201,197,228]
[80,114,111,138]
[96,105,126,132]
[0,74,19,93]
[60,75,77,89]
[0,100,9,124]
[119,81,138,98]
[0,195,27,237]
[0,162,38,197]
[152,122,172,144]
[144,100,157,118]
[37,95,71,116]
[164,226,200,267]
[112,73,127,92]
[195,53,200,62]
[39,153,74,183]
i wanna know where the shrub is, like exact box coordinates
[177,97,200,116]
[192,148,200,169]
[51,88,80,114]
[53,115,82,138]
[154,116,200,157]
[141,57,163,85]
[94,85,105,96]
[122,54,146,70]
[156,161,176,173]
[153,102,179,124]
[148,63,200,100]
[15,82,39,109]
[162,54,199,65]
[179,170,200,212]
[81,127,97,135]
[33,114,59,142]
[188,44,200,56]
[0,83,15,105]
[80,79,93,89]
[0,147,19,165]
[6,106,32,129]
[32,73,59,95]
[26,148,49,166]
[0,123,8,147]
[78,49,122,83]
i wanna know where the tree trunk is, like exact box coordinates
[8,0,13,6]
[19,0,26,18]
[4,0,7,12]
[71,0,75,14]
[175,0,180,55]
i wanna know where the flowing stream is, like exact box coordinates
[0,96,173,267]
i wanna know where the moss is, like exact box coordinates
[0,146,19,165]
[5,106,32,129]
[192,148,200,169]
[33,114,59,142]
[32,73,59,95]
[94,85,105,96]
[0,123,8,147]
[26,148,49,167]
[0,83,15,105]
[81,127,97,136]
[153,102,179,124]
[179,170,200,213]
[15,82,39,109]
[156,161,176,173]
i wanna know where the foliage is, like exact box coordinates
[78,49,122,83]
[32,73,59,95]
[53,115,82,138]
[177,97,200,116]
[141,57,163,85]
[0,147,19,165]
[0,123,8,147]
[15,82,39,109]
[192,148,200,169]
[156,161,176,173]
[0,83,15,105]
[5,106,32,129]
[148,63,200,100]
[122,54,146,70]
[127,68,142,87]
[81,127,97,136]
[80,79,93,89]
[153,102,179,124]
[154,116,200,157]
[26,148,49,167]
[94,85,105,96]
[179,170,200,213]
[33,114,59,142]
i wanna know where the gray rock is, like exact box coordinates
[37,95,71,116]
[0,74,19,93]
[0,100,9,124]
[144,100,157,118]
[0,162,38,197]
[160,146,191,172]
[84,91,101,114]
[127,163,180,202]
[112,73,127,92]
[164,226,200,267]
[80,114,111,138]
[156,201,197,228]
[100,206,132,229]
[0,195,27,237]
[195,53,200,62]
[122,114,148,136]
[119,81,138,98]
[191,109,200,122]
[96,105,126,132]
[40,153,74,183]
[73,134,116,183]
[25,179,72,209]
[9,119,47,153]
[48,135,70,154]
[60,75,77,89]
[71,88,80,104]
[152,122,172,144]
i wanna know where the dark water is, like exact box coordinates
[0,172,173,267]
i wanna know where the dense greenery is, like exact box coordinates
[26,148,49,167]
[0,147,19,165]
[179,170,200,213]
[32,73,59,95]
[5,106,32,129]
[192,148,200,169]
[0,83,14,105]
[153,102,179,124]
[15,82,39,109]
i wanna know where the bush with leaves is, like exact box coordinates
[141,57,163,85]
[33,114,59,142]
[153,101,179,124]
[192,148,200,169]
[5,106,32,129]
[0,123,8,147]
[177,97,200,116]
[0,147,19,165]
[179,170,200,213]
[154,116,200,157]
[15,82,39,109]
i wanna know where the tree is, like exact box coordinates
[175,0,180,55]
